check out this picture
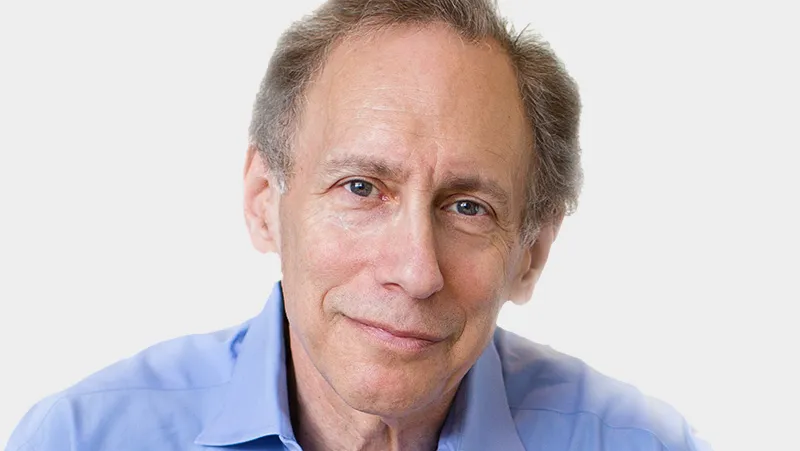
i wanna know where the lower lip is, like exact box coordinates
[349,319,439,353]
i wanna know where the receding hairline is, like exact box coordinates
[289,20,531,163]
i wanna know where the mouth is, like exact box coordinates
[347,317,444,352]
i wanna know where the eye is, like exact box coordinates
[449,200,488,216]
[344,179,376,198]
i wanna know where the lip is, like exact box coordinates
[347,317,444,352]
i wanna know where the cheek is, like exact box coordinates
[280,205,387,315]
[298,209,386,279]
[439,234,511,307]
[436,235,512,357]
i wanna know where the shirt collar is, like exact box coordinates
[195,282,294,446]
[437,332,527,451]
[195,282,525,450]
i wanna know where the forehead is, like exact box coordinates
[297,24,531,194]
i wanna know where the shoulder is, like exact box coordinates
[6,322,250,451]
[493,327,711,451]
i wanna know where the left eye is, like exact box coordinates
[448,200,487,216]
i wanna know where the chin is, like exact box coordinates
[331,361,444,417]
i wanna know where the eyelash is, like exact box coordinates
[341,179,491,218]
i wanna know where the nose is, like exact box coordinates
[374,208,445,300]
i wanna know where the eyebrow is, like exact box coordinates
[441,173,511,211]
[320,155,408,181]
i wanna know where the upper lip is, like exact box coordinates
[351,317,445,342]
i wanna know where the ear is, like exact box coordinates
[243,145,282,254]
[508,216,564,305]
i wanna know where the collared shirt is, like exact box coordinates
[7,283,711,450]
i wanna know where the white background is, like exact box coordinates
[1,1,797,450]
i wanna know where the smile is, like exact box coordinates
[347,317,444,353]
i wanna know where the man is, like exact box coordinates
[7,1,710,450]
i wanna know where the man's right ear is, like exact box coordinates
[243,145,282,254]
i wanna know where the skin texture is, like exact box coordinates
[244,24,560,451]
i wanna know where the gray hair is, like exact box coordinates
[249,0,582,244]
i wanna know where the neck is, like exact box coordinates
[286,327,456,451]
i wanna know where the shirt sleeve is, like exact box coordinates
[5,396,76,451]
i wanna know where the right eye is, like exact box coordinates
[344,179,376,198]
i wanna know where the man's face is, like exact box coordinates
[269,25,535,416]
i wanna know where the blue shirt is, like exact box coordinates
[7,283,711,450]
